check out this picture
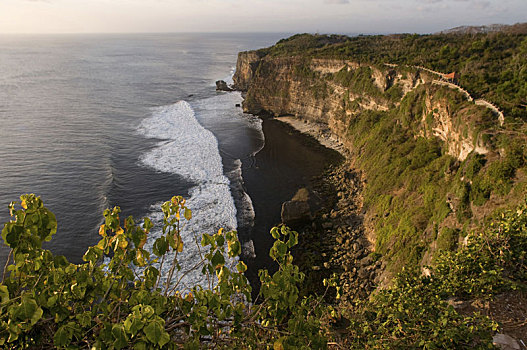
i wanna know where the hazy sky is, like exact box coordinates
[0,0,526,34]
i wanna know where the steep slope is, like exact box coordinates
[234,33,527,279]
[236,55,494,161]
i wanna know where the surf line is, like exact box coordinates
[137,100,238,291]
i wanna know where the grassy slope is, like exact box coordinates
[252,32,527,275]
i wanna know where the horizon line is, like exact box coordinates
[0,30,431,37]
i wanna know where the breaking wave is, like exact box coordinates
[137,101,237,291]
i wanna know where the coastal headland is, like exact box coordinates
[1,28,526,348]
[232,30,527,345]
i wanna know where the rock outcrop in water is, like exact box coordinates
[215,80,232,91]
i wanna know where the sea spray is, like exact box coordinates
[137,101,237,291]
[190,92,264,259]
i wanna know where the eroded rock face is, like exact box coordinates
[309,58,348,74]
[420,90,489,160]
[232,51,266,92]
[233,51,493,161]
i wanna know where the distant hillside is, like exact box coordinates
[439,22,527,35]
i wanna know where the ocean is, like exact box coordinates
[0,33,335,290]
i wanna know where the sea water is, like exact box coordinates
[0,33,335,290]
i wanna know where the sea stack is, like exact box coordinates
[215,80,233,91]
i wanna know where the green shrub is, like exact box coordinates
[462,152,486,180]
[434,200,527,298]
[470,176,492,205]
[346,269,496,349]
[0,194,329,349]
[343,199,527,348]
[437,227,459,251]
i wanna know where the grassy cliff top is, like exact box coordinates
[256,30,527,120]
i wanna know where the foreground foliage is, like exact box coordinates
[1,194,526,348]
[0,194,328,349]
[341,200,527,349]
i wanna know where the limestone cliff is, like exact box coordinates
[232,40,524,280]
[235,52,495,161]
[232,51,267,92]
[230,34,527,345]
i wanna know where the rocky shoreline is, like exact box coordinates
[264,115,381,302]
[225,72,382,301]
[275,116,348,156]
[290,163,381,301]
[222,65,383,300]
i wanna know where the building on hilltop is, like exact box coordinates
[442,72,459,84]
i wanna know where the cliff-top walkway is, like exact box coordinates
[385,63,505,126]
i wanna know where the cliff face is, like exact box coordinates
[419,91,491,160]
[233,44,521,280]
[232,51,267,92]
[228,35,527,344]
[235,52,493,161]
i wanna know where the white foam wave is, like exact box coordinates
[228,159,255,226]
[138,102,226,183]
[243,240,256,259]
[137,101,237,291]
[192,91,263,140]
[189,92,263,259]
[227,159,256,259]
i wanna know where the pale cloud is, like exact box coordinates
[473,1,491,9]
[0,0,525,34]
[422,0,490,4]
[419,0,491,12]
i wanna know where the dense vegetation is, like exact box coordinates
[343,199,527,348]
[345,94,527,274]
[248,31,527,278]
[1,194,331,349]
[1,194,526,348]
[263,30,527,120]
